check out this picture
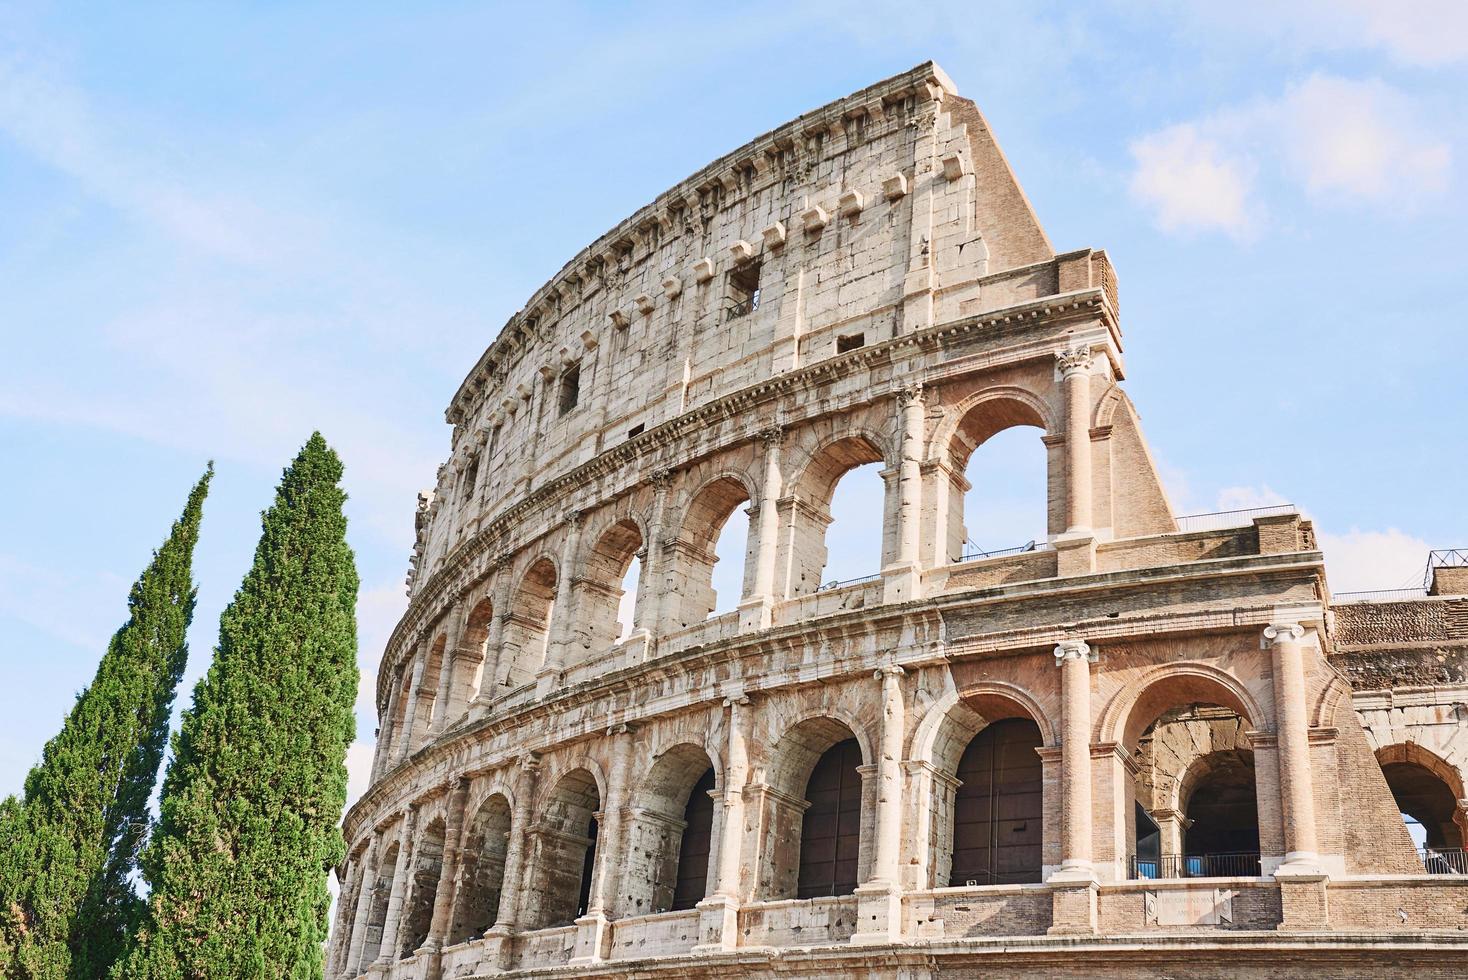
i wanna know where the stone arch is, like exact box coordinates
[758,715,870,900]
[498,556,558,690]
[415,633,448,738]
[400,815,447,957]
[1092,382,1125,430]
[524,766,603,929]
[666,473,755,628]
[360,839,399,964]
[1099,661,1265,751]
[622,741,721,916]
[1311,673,1353,730]
[1174,745,1260,857]
[451,792,513,943]
[1376,742,1468,850]
[911,681,1058,766]
[453,596,495,709]
[574,516,646,661]
[931,386,1055,563]
[387,661,415,760]
[783,434,889,598]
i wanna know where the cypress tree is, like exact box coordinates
[0,466,212,980]
[116,434,359,979]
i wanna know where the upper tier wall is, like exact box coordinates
[408,62,1063,595]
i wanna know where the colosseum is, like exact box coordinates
[328,63,1468,978]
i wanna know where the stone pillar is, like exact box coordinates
[1054,346,1097,576]
[1264,621,1331,930]
[343,837,379,977]
[473,568,513,705]
[631,469,673,656]
[482,755,539,970]
[573,725,633,964]
[328,855,363,977]
[373,806,418,968]
[852,665,907,944]
[740,427,784,630]
[1049,638,1098,934]
[420,778,472,969]
[371,674,399,780]
[538,513,583,695]
[883,385,925,604]
[395,650,427,762]
[695,693,751,952]
[430,600,470,735]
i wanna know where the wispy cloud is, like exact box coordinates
[1130,73,1451,238]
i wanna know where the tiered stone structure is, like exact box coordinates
[329,63,1468,978]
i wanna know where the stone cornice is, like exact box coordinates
[382,291,1115,702]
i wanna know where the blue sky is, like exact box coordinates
[2,1,1466,809]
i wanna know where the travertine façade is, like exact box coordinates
[327,63,1468,978]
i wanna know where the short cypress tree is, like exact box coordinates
[0,466,212,980]
[116,434,359,979]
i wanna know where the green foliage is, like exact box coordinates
[116,434,359,980]
[0,466,212,980]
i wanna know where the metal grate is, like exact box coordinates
[1420,848,1468,874]
[1130,852,1262,880]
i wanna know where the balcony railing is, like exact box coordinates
[1172,505,1296,534]
[954,539,1038,563]
[1421,848,1468,874]
[816,572,881,592]
[1333,588,1430,603]
[1130,852,1262,879]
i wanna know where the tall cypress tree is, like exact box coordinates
[116,434,359,979]
[0,465,212,980]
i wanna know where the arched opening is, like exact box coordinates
[943,396,1050,564]
[789,437,885,597]
[762,717,867,900]
[456,597,495,706]
[950,718,1044,886]
[525,769,601,929]
[387,664,414,760]
[1133,704,1261,878]
[360,841,399,964]
[400,817,446,956]
[418,634,447,734]
[622,744,718,915]
[1380,758,1464,851]
[618,555,642,643]
[451,794,512,944]
[499,558,557,690]
[671,477,752,627]
[578,519,644,659]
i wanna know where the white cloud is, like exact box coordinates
[1129,124,1258,238]
[1316,527,1433,594]
[1130,74,1451,237]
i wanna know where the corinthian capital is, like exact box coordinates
[759,424,786,448]
[897,383,925,408]
[1054,638,1096,664]
[1055,344,1093,379]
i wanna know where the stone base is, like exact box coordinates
[849,882,904,944]
[569,910,613,964]
[1048,874,1099,935]
[534,667,562,699]
[479,925,514,972]
[737,595,773,632]
[1276,870,1331,932]
[691,894,741,953]
[1054,532,1097,576]
[880,562,922,605]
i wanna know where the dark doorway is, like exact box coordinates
[1183,750,1260,855]
[575,818,599,919]
[950,718,1043,886]
[672,767,716,910]
[797,737,863,898]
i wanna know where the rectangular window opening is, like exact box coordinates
[726,262,762,321]
[836,333,865,354]
[558,365,580,416]
[627,423,645,440]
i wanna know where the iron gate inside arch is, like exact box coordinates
[951,717,1044,886]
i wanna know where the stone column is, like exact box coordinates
[634,469,675,654]
[740,426,784,630]
[852,665,907,944]
[538,512,583,695]
[430,601,470,735]
[1054,346,1097,576]
[343,837,379,977]
[694,693,751,952]
[485,755,540,970]
[473,567,513,705]
[374,806,418,967]
[371,674,400,780]
[421,778,472,961]
[395,649,427,762]
[1049,638,1098,934]
[883,385,925,604]
[328,855,362,977]
[1266,622,1321,870]
[573,726,633,964]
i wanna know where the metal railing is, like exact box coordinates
[1333,588,1431,603]
[954,539,1038,564]
[1426,549,1468,589]
[1130,852,1262,880]
[1172,504,1296,534]
[1420,848,1468,874]
[815,572,881,592]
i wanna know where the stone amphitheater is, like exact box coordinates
[328,63,1468,978]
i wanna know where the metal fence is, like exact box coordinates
[815,572,881,592]
[1420,848,1468,874]
[1333,588,1431,603]
[954,540,1038,563]
[1130,852,1262,880]
[1172,505,1296,534]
